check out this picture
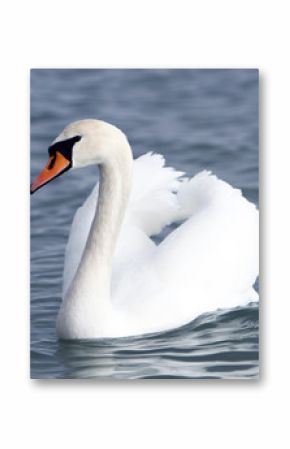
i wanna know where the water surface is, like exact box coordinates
[31,69,259,379]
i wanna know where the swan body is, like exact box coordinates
[31,119,259,339]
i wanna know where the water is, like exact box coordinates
[31,69,259,379]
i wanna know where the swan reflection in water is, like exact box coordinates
[55,303,259,379]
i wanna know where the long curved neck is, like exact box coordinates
[87,154,132,274]
[68,145,133,307]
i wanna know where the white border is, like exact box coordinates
[1,1,289,448]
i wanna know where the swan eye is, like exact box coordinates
[48,135,82,161]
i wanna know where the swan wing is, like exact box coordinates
[152,171,259,321]
[117,170,259,335]
[127,152,184,236]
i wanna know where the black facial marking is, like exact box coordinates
[47,153,56,170]
[48,135,82,162]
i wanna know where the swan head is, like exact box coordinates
[30,119,130,194]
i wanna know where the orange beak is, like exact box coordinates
[30,151,71,194]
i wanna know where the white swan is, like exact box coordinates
[31,119,259,339]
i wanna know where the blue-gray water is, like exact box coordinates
[31,69,259,379]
